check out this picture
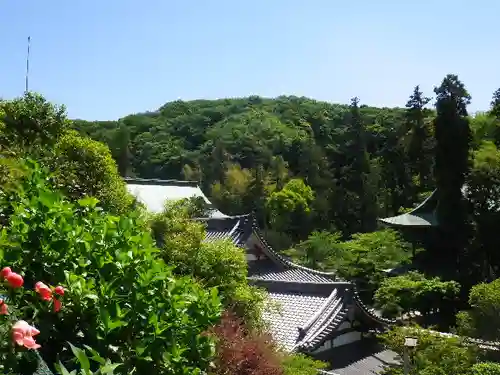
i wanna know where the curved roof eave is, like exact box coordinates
[378,190,439,227]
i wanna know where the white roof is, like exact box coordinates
[126,180,229,218]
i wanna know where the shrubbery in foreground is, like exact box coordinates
[0,160,221,374]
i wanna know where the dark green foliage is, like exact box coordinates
[72,95,415,240]
[374,272,460,319]
[465,142,500,279]
[404,85,433,191]
[149,198,266,327]
[433,74,472,279]
[469,362,500,375]
[285,229,412,297]
[456,278,500,342]
[380,326,479,375]
[49,131,134,214]
[490,88,500,120]
[0,92,68,152]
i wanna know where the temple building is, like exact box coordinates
[126,178,399,374]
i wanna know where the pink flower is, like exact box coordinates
[0,267,12,279]
[54,286,65,296]
[0,299,8,315]
[12,320,41,349]
[6,272,23,288]
[53,298,62,313]
[35,281,52,301]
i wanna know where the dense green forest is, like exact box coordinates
[74,94,421,239]
[73,77,500,269]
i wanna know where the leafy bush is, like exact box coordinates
[0,93,133,216]
[333,229,412,296]
[380,326,479,375]
[0,92,68,152]
[374,271,460,319]
[0,161,221,374]
[282,353,327,375]
[456,278,500,341]
[266,178,315,237]
[469,362,500,375]
[48,130,133,214]
[150,199,266,327]
[55,344,121,375]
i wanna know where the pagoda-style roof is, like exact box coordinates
[378,190,438,228]
[125,178,229,218]
[379,184,494,228]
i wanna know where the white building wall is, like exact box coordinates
[311,320,362,354]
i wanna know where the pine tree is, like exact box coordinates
[341,97,377,233]
[490,88,500,119]
[433,74,472,279]
[404,85,432,190]
[113,123,132,177]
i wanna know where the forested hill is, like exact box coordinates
[72,89,500,248]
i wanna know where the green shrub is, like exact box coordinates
[282,353,327,375]
[469,362,500,375]
[47,130,133,214]
[0,93,133,216]
[0,160,221,374]
[150,199,267,328]
[0,92,68,152]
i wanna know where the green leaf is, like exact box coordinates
[83,345,106,365]
[99,362,121,374]
[69,342,91,374]
[55,361,77,375]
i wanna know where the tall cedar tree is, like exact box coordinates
[490,88,500,119]
[343,97,377,233]
[489,88,500,147]
[113,123,132,177]
[433,74,472,280]
[405,85,432,190]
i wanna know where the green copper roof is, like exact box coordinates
[379,190,438,227]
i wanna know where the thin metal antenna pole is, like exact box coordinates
[25,36,31,94]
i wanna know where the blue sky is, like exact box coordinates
[1,0,499,120]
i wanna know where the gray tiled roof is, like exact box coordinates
[263,291,330,351]
[295,290,349,351]
[249,219,338,280]
[200,215,252,247]
[316,339,399,375]
[262,287,350,352]
[256,279,353,352]
[332,350,398,375]
[249,267,334,283]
